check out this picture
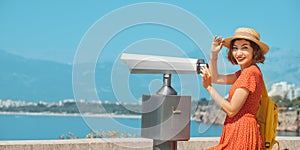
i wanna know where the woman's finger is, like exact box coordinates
[201,66,209,75]
[200,73,204,77]
[205,67,210,76]
[200,67,205,74]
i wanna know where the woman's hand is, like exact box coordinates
[211,36,223,55]
[200,65,212,89]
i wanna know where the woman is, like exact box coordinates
[200,27,269,150]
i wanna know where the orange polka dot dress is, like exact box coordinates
[208,65,264,150]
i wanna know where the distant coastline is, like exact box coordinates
[0,111,141,119]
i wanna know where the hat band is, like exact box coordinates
[234,31,260,41]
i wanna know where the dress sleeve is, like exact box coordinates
[236,68,257,93]
[235,70,241,78]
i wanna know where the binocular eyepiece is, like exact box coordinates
[197,59,209,74]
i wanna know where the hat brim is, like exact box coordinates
[223,36,269,55]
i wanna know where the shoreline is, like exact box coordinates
[0,111,141,119]
[0,111,201,121]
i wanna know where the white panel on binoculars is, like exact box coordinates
[121,53,199,74]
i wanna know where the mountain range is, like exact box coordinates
[0,48,299,102]
[0,50,73,102]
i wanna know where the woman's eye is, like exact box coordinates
[242,46,248,50]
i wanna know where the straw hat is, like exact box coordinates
[223,28,269,54]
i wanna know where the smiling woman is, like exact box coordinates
[229,39,265,65]
[230,39,255,69]
[200,27,269,149]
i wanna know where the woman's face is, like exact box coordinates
[231,39,254,69]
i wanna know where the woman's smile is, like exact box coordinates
[232,40,254,69]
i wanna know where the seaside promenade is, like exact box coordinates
[1,137,300,150]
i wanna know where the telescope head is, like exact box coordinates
[121,53,207,74]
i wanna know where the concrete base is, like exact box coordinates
[0,137,299,150]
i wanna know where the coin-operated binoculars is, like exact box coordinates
[121,53,207,150]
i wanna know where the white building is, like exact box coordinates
[268,81,299,100]
[295,88,300,99]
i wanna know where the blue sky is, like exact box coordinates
[0,0,299,64]
[1,0,299,101]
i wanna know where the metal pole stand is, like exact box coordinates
[121,53,198,150]
[154,74,177,150]
[141,74,190,150]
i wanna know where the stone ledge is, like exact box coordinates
[0,137,299,150]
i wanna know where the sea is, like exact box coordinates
[0,114,298,141]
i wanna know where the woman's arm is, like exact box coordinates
[206,86,249,117]
[210,55,237,85]
[200,66,249,117]
[210,36,237,85]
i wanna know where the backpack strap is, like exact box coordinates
[262,82,268,100]
[275,140,280,150]
[262,82,280,150]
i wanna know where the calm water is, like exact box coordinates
[0,114,298,140]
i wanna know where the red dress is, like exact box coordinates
[208,65,264,150]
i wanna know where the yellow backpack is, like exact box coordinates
[256,82,280,150]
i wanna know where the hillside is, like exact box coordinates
[0,47,299,102]
[0,50,73,101]
[262,48,300,88]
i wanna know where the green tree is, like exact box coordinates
[292,97,300,108]
[198,98,208,106]
[271,95,282,104]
